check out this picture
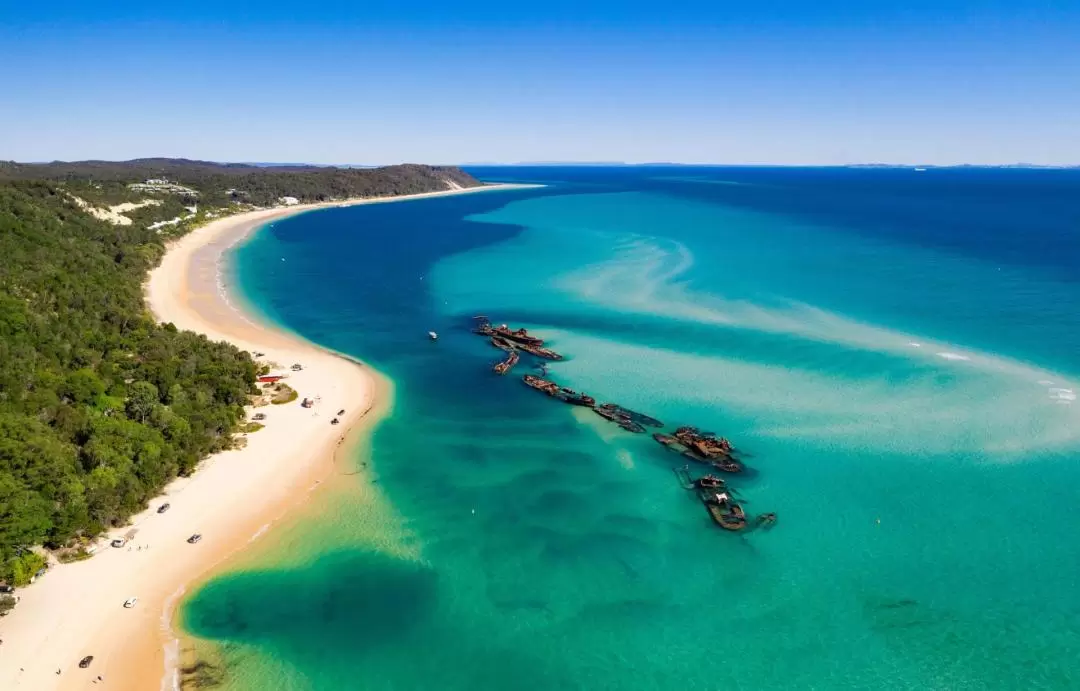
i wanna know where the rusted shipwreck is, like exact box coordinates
[702,491,748,531]
[493,350,520,375]
[592,403,663,434]
[673,465,727,490]
[523,373,561,396]
[675,466,774,533]
[653,426,743,472]
[522,375,596,407]
[593,406,646,433]
[476,318,563,360]
[475,317,541,346]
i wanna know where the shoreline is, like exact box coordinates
[0,182,530,691]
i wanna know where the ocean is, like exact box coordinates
[181,167,1080,690]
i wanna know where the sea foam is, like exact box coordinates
[936,352,971,361]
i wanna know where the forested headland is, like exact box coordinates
[0,159,481,208]
[0,160,480,586]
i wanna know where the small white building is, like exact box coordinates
[279,196,300,206]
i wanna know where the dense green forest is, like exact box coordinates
[0,159,481,207]
[0,161,479,585]
[0,181,256,584]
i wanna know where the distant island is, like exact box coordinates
[0,159,481,591]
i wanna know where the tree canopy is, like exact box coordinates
[0,159,481,208]
[0,180,262,583]
[0,161,477,584]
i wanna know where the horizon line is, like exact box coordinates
[9,158,1079,170]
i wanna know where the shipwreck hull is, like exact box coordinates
[706,502,747,531]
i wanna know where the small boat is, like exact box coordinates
[429,331,438,341]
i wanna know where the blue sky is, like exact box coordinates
[2,1,1078,165]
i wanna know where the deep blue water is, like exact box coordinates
[183,167,1080,690]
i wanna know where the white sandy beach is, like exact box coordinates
[0,183,527,691]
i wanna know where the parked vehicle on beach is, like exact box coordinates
[79,655,94,668]
[110,538,126,548]
[187,534,202,544]
[157,503,170,514]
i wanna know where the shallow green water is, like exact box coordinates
[182,168,1080,690]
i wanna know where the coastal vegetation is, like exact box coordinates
[0,158,481,208]
[0,181,256,583]
[269,384,299,405]
[0,160,479,584]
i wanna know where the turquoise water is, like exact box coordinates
[183,168,1080,689]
